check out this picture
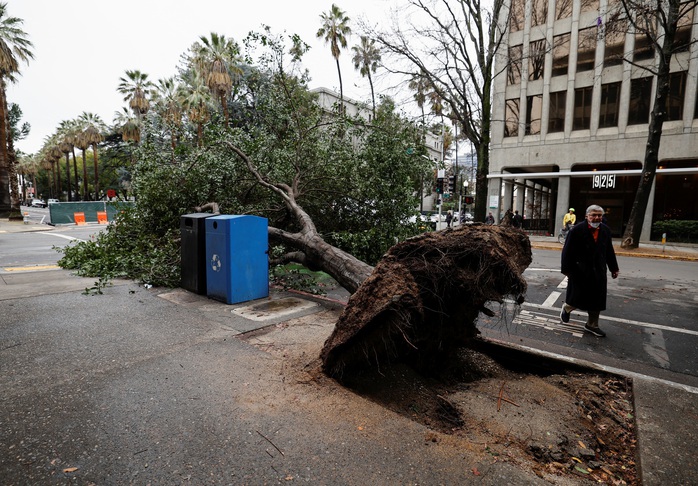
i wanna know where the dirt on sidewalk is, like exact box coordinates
[241,307,638,485]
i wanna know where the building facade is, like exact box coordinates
[489,0,698,240]
[312,87,446,211]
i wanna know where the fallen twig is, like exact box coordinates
[496,382,520,411]
[256,430,285,456]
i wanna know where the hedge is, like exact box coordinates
[651,220,698,243]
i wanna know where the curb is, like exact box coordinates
[530,242,698,262]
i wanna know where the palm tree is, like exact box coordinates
[351,36,381,117]
[153,77,182,159]
[177,70,213,147]
[118,69,152,115]
[0,2,33,217]
[41,137,64,199]
[75,113,105,200]
[317,4,351,104]
[77,112,105,200]
[194,33,242,125]
[58,120,82,200]
[408,73,430,125]
[113,107,141,143]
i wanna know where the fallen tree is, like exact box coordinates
[321,224,532,378]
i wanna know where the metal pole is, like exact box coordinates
[437,120,445,230]
[455,122,461,224]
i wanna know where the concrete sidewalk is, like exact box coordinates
[1,220,697,484]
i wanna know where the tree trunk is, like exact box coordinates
[269,227,373,294]
[6,138,21,219]
[72,147,80,200]
[93,145,100,201]
[336,57,344,105]
[54,161,61,197]
[81,149,89,200]
[620,0,679,249]
[0,79,10,217]
[65,153,72,202]
[368,72,376,118]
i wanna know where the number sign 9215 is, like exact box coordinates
[593,174,616,189]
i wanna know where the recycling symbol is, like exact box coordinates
[210,254,222,272]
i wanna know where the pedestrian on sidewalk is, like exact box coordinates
[512,210,523,229]
[560,204,619,337]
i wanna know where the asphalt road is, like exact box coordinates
[479,247,698,389]
[0,223,101,270]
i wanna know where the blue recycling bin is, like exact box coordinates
[205,215,269,304]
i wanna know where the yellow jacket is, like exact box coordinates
[563,213,576,226]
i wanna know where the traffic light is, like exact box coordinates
[464,195,474,204]
[436,177,444,193]
[448,175,456,194]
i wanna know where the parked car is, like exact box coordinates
[407,212,437,230]
[30,199,47,208]
[460,212,474,223]
[47,198,59,205]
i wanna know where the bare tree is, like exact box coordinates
[608,0,697,249]
[364,0,508,221]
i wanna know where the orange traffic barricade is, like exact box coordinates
[97,211,108,224]
[74,212,86,225]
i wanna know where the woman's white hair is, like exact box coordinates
[586,204,604,215]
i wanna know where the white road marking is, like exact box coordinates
[556,276,568,289]
[541,291,562,308]
[513,309,584,337]
[35,232,86,242]
[644,329,671,369]
[516,301,698,337]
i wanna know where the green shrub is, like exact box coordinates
[57,207,181,287]
[651,220,698,243]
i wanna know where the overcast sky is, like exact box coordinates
[6,0,393,155]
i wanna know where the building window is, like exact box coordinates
[555,0,573,20]
[548,91,566,133]
[628,77,652,125]
[509,0,525,32]
[573,86,593,130]
[552,33,571,77]
[604,19,626,67]
[508,45,523,85]
[531,0,548,27]
[634,17,656,62]
[667,71,687,121]
[580,0,600,14]
[505,99,520,137]
[674,4,694,53]
[599,82,621,128]
[526,94,543,135]
[577,27,597,73]
[529,39,546,81]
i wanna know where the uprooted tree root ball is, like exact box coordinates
[321,224,533,377]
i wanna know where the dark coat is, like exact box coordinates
[561,222,619,311]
